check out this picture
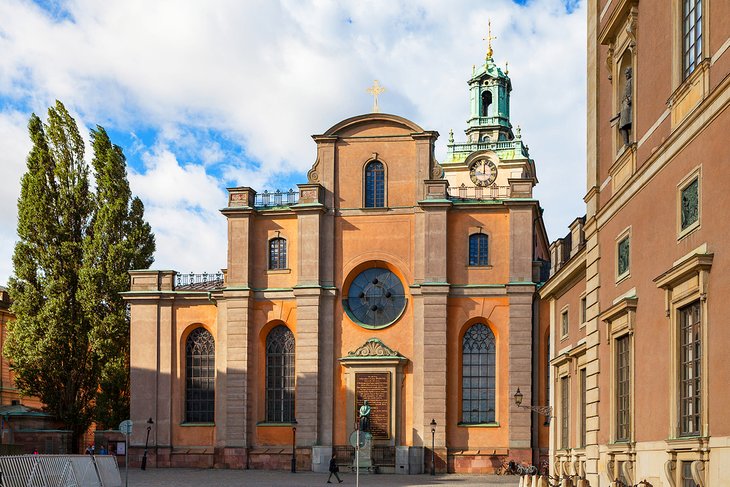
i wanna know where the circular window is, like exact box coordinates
[345,267,406,329]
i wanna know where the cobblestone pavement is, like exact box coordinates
[125,468,521,487]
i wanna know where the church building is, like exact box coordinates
[124,45,551,474]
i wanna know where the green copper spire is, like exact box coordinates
[466,21,513,143]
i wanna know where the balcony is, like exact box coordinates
[448,184,513,201]
[175,272,224,291]
[254,189,299,208]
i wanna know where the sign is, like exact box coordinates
[355,372,390,440]
[119,420,133,436]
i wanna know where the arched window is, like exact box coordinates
[462,323,496,424]
[364,161,385,208]
[185,327,215,423]
[469,233,489,266]
[481,91,492,117]
[266,325,295,422]
[269,237,287,270]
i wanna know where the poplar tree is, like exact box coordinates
[6,101,155,448]
[80,126,154,429]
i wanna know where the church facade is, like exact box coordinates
[124,50,551,474]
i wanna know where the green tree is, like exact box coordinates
[6,101,155,449]
[80,126,155,429]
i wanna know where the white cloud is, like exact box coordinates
[0,110,31,285]
[0,0,587,285]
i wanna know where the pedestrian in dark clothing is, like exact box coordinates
[327,455,342,483]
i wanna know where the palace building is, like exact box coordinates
[124,46,552,474]
[540,1,730,486]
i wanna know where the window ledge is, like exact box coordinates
[665,436,709,452]
[677,221,700,241]
[466,265,493,270]
[256,421,298,427]
[360,206,388,211]
[457,422,500,428]
[267,269,291,275]
[180,422,215,427]
[615,271,630,285]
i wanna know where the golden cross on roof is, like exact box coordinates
[366,80,386,113]
[483,19,497,59]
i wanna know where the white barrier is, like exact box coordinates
[0,455,121,487]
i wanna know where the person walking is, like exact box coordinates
[327,455,342,483]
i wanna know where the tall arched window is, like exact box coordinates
[481,91,493,117]
[462,323,496,424]
[269,237,287,270]
[185,327,215,423]
[469,233,489,266]
[365,161,385,208]
[266,325,295,422]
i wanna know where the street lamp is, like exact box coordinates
[291,419,298,473]
[141,417,154,470]
[514,387,553,423]
[430,418,437,476]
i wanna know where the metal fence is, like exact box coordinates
[0,455,121,487]
[254,189,299,208]
[447,184,513,200]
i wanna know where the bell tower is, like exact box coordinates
[466,21,513,143]
[441,21,536,193]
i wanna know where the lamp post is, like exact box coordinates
[291,419,297,473]
[430,418,437,476]
[514,387,553,422]
[141,417,154,470]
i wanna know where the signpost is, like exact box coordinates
[119,420,133,487]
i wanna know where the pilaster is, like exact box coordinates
[293,286,322,446]
[216,289,251,451]
[507,286,535,450]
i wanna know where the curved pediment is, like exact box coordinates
[323,113,425,138]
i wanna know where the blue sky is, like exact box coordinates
[0,0,586,285]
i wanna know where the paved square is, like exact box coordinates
[125,469,521,487]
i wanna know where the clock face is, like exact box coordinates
[469,159,498,186]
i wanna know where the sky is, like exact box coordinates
[0,0,587,286]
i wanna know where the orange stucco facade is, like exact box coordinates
[125,53,553,474]
[541,1,730,485]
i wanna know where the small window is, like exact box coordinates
[616,335,631,442]
[481,90,493,117]
[365,161,385,208]
[681,461,698,487]
[560,376,569,450]
[545,336,551,409]
[269,237,287,270]
[580,368,587,448]
[468,233,489,266]
[679,302,701,437]
[580,296,587,324]
[682,0,703,80]
[680,177,699,231]
[561,310,569,338]
[617,235,630,278]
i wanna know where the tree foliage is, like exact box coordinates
[6,101,155,447]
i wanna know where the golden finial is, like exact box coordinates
[366,80,386,113]
[483,19,497,59]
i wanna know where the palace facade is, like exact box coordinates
[540,1,730,486]
[124,49,553,473]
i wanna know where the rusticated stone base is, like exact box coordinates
[214,447,247,469]
[247,447,311,471]
[446,448,535,474]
